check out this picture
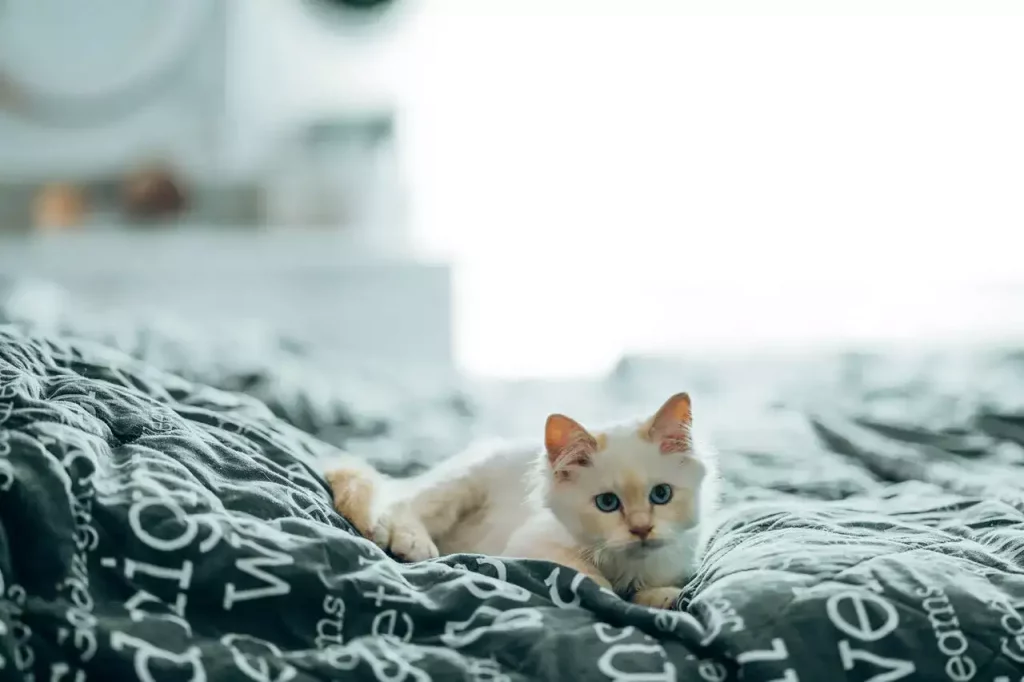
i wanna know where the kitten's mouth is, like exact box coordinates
[627,538,668,554]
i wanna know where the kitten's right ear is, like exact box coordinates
[545,414,596,473]
[648,392,694,454]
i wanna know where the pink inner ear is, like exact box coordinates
[658,431,692,454]
[653,422,693,453]
[649,393,693,454]
[550,431,595,470]
[545,414,596,470]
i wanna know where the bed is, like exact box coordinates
[2,283,1024,681]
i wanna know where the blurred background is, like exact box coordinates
[2,0,1024,384]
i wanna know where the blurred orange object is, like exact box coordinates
[32,183,87,230]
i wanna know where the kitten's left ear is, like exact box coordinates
[648,392,693,454]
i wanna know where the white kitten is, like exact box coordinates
[327,392,719,609]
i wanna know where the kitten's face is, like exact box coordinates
[542,393,705,556]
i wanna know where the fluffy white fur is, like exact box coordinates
[326,393,720,609]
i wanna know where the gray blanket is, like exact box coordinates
[2,284,1023,681]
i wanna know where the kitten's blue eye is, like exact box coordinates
[594,492,621,513]
[649,484,673,505]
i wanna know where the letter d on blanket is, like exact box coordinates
[110,632,205,682]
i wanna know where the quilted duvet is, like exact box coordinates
[2,313,1024,680]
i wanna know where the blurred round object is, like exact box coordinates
[0,0,211,126]
[304,0,402,27]
[121,166,188,221]
[32,183,86,230]
[312,0,395,10]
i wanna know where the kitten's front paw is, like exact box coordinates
[326,467,377,537]
[373,506,440,562]
[325,467,438,562]
[632,586,684,610]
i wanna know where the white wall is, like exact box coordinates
[404,4,1024,377]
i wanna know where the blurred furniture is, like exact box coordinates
[0,2,432,366]
[0,229,453,369]
[0,0,415,247]
[264,115,409,250]
[0,180,264,230]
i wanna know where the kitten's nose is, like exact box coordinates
[629,524,654,540]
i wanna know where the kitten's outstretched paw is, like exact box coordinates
[373,508,440,562]
[632,586,684,610]
[325,467,437,561]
